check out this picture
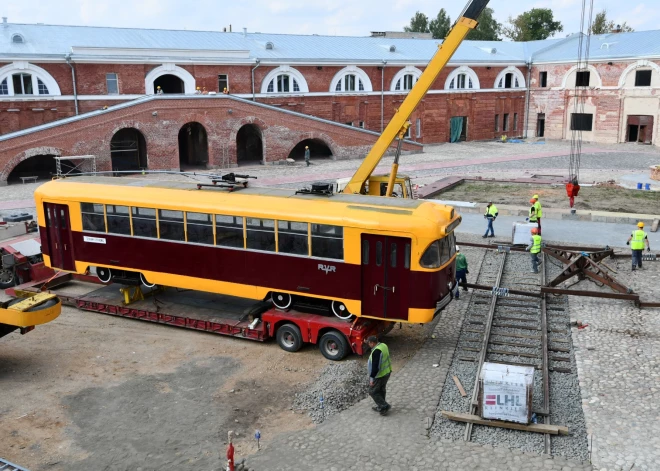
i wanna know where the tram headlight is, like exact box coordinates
[444,216,461,235]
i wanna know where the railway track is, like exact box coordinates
[457,249,573,454]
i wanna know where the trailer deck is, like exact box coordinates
[7,273,389,360]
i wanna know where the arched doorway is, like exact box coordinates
[287,138,333,161]
[236,124,263,165]
[154,74,184,94]
[7,155,77,184]
[178,122,209,168]
[110,128,147,172]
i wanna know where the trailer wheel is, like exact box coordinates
[139,273,156,288]
[272,292,293,310]
[96,267,112,283]
[319,331,349,361]
[331,301,352,320]
[276,323,303,353]
[0,267,15,289]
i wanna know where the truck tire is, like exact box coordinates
[319,331,349,361]
[276,323,303,353]
[0,267,15,289]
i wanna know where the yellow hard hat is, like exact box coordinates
[532,194,539,199]
[638,222,645,228]
[156,86,161,89]
[305,146,309,149]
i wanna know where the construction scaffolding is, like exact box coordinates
[55,155,97,178]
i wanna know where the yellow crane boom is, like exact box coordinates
[342,0,490,197]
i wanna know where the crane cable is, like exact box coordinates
[568,0,595,188]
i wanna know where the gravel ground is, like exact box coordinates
[292,360,368,424]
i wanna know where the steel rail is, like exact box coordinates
[464,251,507,442]
[540,252,551,454]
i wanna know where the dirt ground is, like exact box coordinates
[436,181,660,214]
[0,287,433,470]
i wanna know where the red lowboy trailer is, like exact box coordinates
[7,271,395,360]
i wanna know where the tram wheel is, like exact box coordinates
[272,292,293,310]
[139,273,156,288]
[96,267,112,283]
[331,300,352,320]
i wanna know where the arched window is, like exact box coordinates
[494,67,526,89]
[260,66,309,94]
[335,74,364,92]
[445,67,480,91]
[391,67,423,92]
[0,62,61,96]
[330,66,373,93]
[11,34,25,44]
[267,74,301,93]
[144,64,196,95]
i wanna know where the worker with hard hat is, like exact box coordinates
[304,145,311,167]
[626,222,651,271]
[454,246,469,299]
[195,86,202,94]
[526,227,542,274]
[482,201,498,238]
[526,194,542,235]
[156,86,163,95]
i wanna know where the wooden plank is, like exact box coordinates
[442,411,569,435]
[452,375,467,397]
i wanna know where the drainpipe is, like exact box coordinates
[65,53,79,115]
[523,61,531,138]
[381,60,387,132]
[251,59,261,101]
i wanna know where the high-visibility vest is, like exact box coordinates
[631,230,647,250]
[531,235,542,254]
[529,205,538,222]
[485,205,498,218]
[368,343,392,379]
[533,201,543,218]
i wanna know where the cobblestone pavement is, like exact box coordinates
[244,238,593,471]
[567,257,660,471]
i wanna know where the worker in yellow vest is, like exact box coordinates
[526,227,542,274]
[626,222,651,271]
[367,335,392,416]
[526,194,542,234]
[482,201,498,238]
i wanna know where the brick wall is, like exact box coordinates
[0,96,422,183]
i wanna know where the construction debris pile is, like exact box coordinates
[293,360,367,423]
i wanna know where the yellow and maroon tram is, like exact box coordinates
[34,177,460,323]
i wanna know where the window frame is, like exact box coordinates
[218,74,229,93]
[416,118,421,138]
[494,114,500,132]
[539,71,548,88]
[12,73,33,95]
[80,203,106,233]
[570,113,593,132]
[575,71,591,87]
[634,69,652,87]
[503,113,509,132]
[513,113,518,131]
[106,73,119,95]
[310,224,344,261]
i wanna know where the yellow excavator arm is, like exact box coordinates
[342,0,490,196]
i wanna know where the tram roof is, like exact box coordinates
[37,177,457,236]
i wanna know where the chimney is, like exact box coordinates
[2,17,7,27]
[243,27,247,37]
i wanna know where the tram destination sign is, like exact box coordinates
[478,362,534,424]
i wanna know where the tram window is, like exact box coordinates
[362,240,369,265]
[311,224,343,260]
[447,233,457,258]
[278,221,308,255]
[439,238,450,265]
[106,205,131,235]
[159,210,185,242]
[216,215,244,248]
[132,207,157,238]
[420,241,441,269]
[187,212,214,245]
[390,243,397,267]
[405,244,411,269]
[81,202,105,232]
[376,241,382,266]
[247,218,275,252]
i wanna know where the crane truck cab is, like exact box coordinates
[335,175,416,199]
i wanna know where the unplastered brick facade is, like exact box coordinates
[0,95,421,184]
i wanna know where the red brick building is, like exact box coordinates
[1,20,658,182]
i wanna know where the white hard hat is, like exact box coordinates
[456,246,460,252]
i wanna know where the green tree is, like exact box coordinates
[429,8,451,39]
[404,11,430,33]
[503,8,563,41]
[467,7,501,41]
[590,9,634,34]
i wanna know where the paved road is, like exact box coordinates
[456,213,660,250]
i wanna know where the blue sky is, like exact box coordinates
[3,0,656,37]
